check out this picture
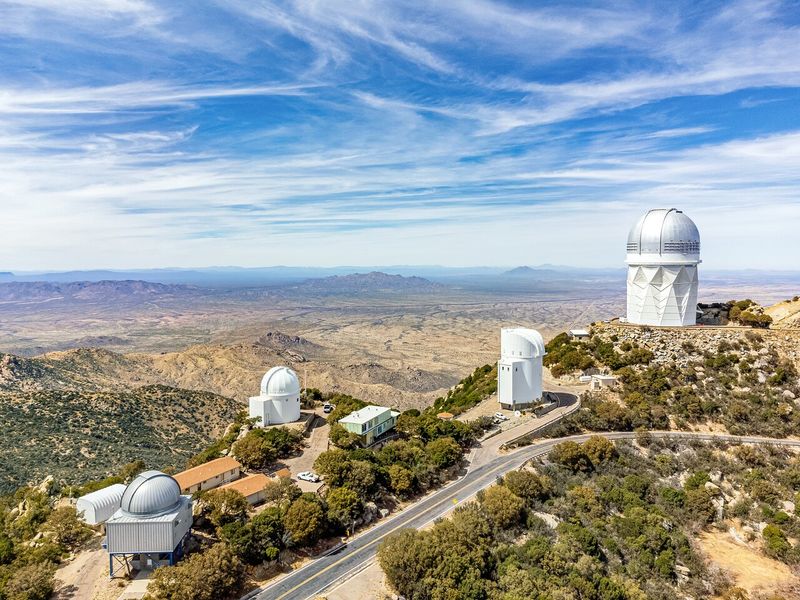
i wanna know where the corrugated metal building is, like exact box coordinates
[76,484,126,525]
[104,471,192,576]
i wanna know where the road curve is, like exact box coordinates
[250,429,800,600]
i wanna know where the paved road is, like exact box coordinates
[252,428,800,600]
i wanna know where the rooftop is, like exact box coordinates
[569,329,590,337]
[219,474,270,498]
[173,456,241,491]
[338,404,392,425]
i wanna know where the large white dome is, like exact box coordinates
[120,471,182,517]
[260,366,301,397]
[626,208,700,260]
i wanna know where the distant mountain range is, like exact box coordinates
[0,280,195,304]
[287,271,445,295]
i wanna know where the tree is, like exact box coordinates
[144,543,245,600]
[342,460,378,497]
[502,470,552,505]
[0,532,14,565]
[283,498,325,547]
[480,485,525,529]
[326,487,361,530]
[387,464,415,498]
[583,436,617,467]
[549,441,593,473]
[314,449,351,486]
[425,437,462,469]
[203,489,249,529]
[2,561,55,600]
[42,506,92,550]
[232,431,276,470]
[220,508,283,565]
[263,476,301,507]
[329,423,360,449]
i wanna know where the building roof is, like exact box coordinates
[339,404,392,426]
[501,328,546,359]
[173,456,241,491]
[273,467,291,478]
[569,329,590,337]
[120,471,182,517]
[627,208,700,259]
[260,366,301,397]
[76,484,126,520]
[219,474,270,498]
[108,496,190,524]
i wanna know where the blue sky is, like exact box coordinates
[1,0,799,270]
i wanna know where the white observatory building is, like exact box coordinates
[249,366,301,426]
[497,328,545,410]
[626,208,701,327]
[105,471,193,576]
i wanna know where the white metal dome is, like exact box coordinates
[500,328,546,359]
[626,208,700,261]
[119,471,182,517]
[260,366,301,397]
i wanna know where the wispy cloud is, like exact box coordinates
[0,0,798,269]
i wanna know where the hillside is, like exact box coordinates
[766,296,800,329]
[0,384,240,493]
[545,323,800,438]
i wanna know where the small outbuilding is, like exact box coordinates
[173,456,241,494]
[568,329,591,340]
[591,374,618,390]
[76,484,126,525]
[219,473,271,506]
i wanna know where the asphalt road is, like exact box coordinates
[253,429,800,600]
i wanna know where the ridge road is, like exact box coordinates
[253,428,800,600]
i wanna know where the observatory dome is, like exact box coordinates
[120,471,182,517]
[260,366,301,397]
[626,208,700,261]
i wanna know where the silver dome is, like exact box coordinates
[260,366,301,397]
[626,208,700,257]
[120,471,182,517]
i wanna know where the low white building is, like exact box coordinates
[497,328,545,410]
[76,484,126,525]
[249,366,301,426]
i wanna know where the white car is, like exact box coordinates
[297,471,320,483]
[494,412,508,421]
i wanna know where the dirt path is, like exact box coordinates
[54,544,108,600]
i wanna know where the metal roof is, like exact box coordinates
[626,208,700,259]
[120,471,182,517]
[339,404,392,425]
[260,366,301,397]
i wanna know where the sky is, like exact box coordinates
[1,0,799,271]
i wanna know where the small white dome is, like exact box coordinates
[120,471,181,517]
[627,208,700,258]
[260,366,301,397]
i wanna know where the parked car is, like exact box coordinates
[494,412,508,421]
[322,403,334,414]
[297,471,320,483]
